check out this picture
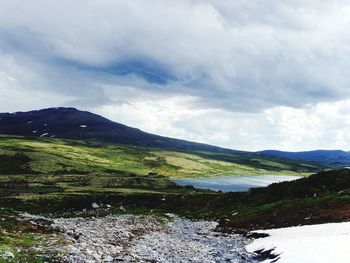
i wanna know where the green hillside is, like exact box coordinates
[0,135,321,178]
[0,135,349,262]
[0,135,323,209]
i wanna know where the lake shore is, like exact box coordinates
[173,174,302,192]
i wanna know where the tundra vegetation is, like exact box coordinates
[1,135,350,261]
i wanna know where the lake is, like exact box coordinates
[173,175,301,192]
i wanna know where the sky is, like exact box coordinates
[0,0,349,151]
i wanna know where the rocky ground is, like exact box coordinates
[19,213,258,262]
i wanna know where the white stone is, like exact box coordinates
[92,202,99,209]
[104,255,114,262]
[3,252,14,259]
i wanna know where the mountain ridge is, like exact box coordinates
[259,149,350,167]
[1,107,348,167]
[0,107,242,154]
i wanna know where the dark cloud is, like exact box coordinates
[1,0,350,112]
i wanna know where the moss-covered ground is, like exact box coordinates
[0,208,66,262]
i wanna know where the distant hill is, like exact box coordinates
[259,150,350,167]
[0,107,241,154]
[1,108,347,169]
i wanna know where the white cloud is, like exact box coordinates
[0,54,75,112]
[0,0,350,150]
[1,0,350,109]
[93,98,350,151]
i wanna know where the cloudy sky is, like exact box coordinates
[0,0,349,151]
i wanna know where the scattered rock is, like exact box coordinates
[246,232,269,239]
[252,248,280,261]
[104,255,114,262]
[92,203,100,209]
[2,252,14,259]
[19,213,257,263]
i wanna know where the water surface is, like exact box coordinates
[173,175,301,192]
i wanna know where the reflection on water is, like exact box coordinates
[173,175,301,192]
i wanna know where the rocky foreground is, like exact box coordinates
[19,213,258,262]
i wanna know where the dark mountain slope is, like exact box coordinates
[259,150,350,167]
[0,107,240,153]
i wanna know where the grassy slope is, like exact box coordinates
[0,136,349,261]
[0,135,321,210]
[0,135,321,178]
[215,168,350,230]
[0,135,325,211]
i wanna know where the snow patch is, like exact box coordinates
[40,133,49,137]
[80,125,87,128]
[246,222,350,263]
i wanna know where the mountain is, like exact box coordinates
[259,150,350,167]
[0,107,241,154]
[1,107,347,168]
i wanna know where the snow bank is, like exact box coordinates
[246,222,350,263]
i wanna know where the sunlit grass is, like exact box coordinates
[0,135,323,208]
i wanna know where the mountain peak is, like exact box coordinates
[37,107,79,112]
[9,107,79,115]
[0,107,236,154]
